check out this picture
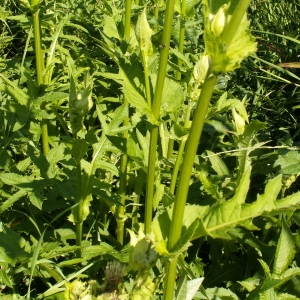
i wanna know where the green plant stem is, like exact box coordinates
[153,0,160,33]
[75,159,83,258]
[117,134,128,245]
[163,256,179,300]
[116,0,132,245]
[221,0,252,45]
[41,119,50,154]
[145,126,159,234]
[132,169,146,227]
[176,0,186,81]
[145,0,176,234]
[33,10,43,86]
[163,73,217,300]
[166,0,186,175]
[169,102,192,194]
[32,5,50,155]
[169,73,216,247]
[167,138,174,159]
[142,53,152,106]
[154,0,159,20]
[124,0,132,39]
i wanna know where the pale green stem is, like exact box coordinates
[163,257,179,300]
[163,73,217,300]
[166,0,186,173]
[145,0,176,234]
[124,0,132,39]
[169,102,192,194]
[117,148,128,245]
[154,0,159,20]
[142,54,152,106]
[116,0,132,245]
[176,0,186,80]
[75,159,83,258]
[166,138,174,162]
[169,74,216,248]
[32,5,49,155]
[145,126,159,234]
[153,0,160,33]
[132,169,145,227]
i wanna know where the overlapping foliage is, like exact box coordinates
[0,0,300,299]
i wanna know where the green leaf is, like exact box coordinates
[161,76,184,117]
[175,275,188,300]
[248,267,300,299]
[0,227,30,265]
[107,103,129,133]
[119,63,156,124]
[153,176,165,210]
[0,173,47,209]
[227,227,274,262]
[70,139,90,163]
[236,120,266,179]
[93,160,119,176]
[81,243,121,261]
[0,189,27,213]
[206,150,229,175]
[28,187,44,210]
[273,218,295,275]
[136,129,150,167]
[205,287,239,300]
[174,0,202,17]
[0,269,13,287]
[277,293,300,300]
[103,14,120,40]
[0,75,30,106]
[186,278,204,300]
[194,168,300,240]
[274,151,300,175]
[135,8,153,61]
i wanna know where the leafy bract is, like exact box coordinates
[135,8,153,63]
[202,0,257,73]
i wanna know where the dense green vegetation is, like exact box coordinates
[0,0,300,299]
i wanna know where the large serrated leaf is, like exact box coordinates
[194,168,300,240]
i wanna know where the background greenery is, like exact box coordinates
[0,0,300,299]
